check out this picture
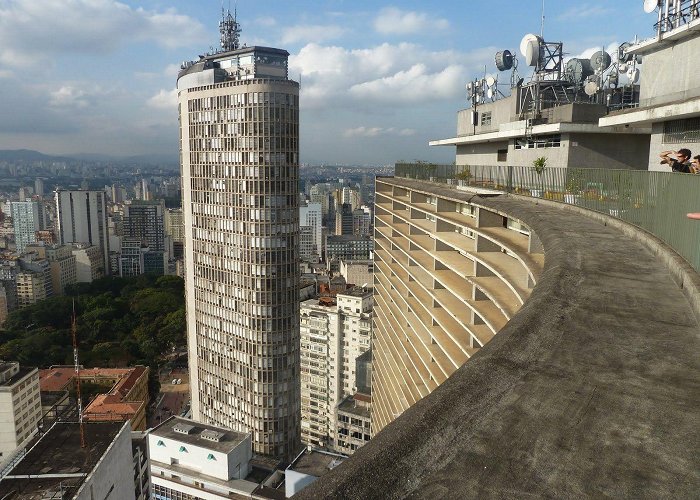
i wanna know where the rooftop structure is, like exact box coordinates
[285,448,346,498]
[0,421,134,500]
[148,416,257,499]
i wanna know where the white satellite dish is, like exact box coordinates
[487,88,494,99]
[520,33,540,57]
[584,81,599,96]
[486,76,496,87]
[644,0,660,14]
[525,38,541,66]
[628,68,640,84]
[466,82,473,91]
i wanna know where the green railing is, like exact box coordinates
[395,163,700,272]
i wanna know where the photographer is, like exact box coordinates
[660,148,693,173]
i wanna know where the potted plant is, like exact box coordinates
[530,156,547,197]
[455,167,472,187]
[564,170,583,204]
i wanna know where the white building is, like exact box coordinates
[0,362,41,463]
[72,243,105,282]
[148,416,258,499]
[299,288,373,451]
[300,202,322,259]
[55,190,110,274]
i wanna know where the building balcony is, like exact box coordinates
[297,173,700,498]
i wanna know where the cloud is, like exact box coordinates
[147,89,178,110]
[0,0,207,66]
[281,24,346,45]
[255,16,277,28]
[290,42,494,109]
[374,7,449,35]
[343,127,416,138]
[557,4,613,20]
[49,86,93,109]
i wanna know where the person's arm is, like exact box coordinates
[660,150,675,164]
[687,213,700,220]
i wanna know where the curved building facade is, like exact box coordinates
[179,39,300,458]
[372,177,544,432]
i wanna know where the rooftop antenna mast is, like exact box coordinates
[540,0,545,37]
[71,299,85,448]
[219,2,241,52]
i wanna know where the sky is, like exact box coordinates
[0,0,658,165]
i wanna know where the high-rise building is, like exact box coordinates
[122,200,166,275]
[335,203,354,236]
[164,208,185,259]
[10,200,41,253]
[34,178,44,197]
[178,11,301,458]
[299,288,372,450]
[372,177,543,432]
[300,202,322,259]
[55,190,110,274]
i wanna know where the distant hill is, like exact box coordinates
[0,149,69,162]
[0,149,178,166]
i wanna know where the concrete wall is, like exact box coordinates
[76,422,135,500]
[506,135,571,169]
[568,133,650,169]
[647,121,700,172]
[457,95,518,136]
[639,35,700,107]
[456,141,510,167]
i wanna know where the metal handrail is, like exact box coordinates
[394,163,700,272]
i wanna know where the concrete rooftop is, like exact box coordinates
[298,178,700,499]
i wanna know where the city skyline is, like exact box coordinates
[0,0,656,165]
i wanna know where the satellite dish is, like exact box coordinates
[487,88,494,99]
[495,50,514,71]
[618,42,633,63]
[628,68,640,84]
[565,58,594,83]
[584,81,599,96]
[520,34,541,57]
[525,38,542,66]
[644,0,660,13]
[608,72,619,88]
[486,76,496,87]
[466,82,473,91]
[590,51,612,72]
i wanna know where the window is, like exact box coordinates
[179,446,188,453]
[480,111,492,126]
[663,118,700,144]
[514,134,561,149]
[157,440,165,447]
[497,149,508,162]
[207,453,217,460]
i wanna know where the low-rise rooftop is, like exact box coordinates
[151,416,249,454]
[0,422,125,499]
[289,450,346,478]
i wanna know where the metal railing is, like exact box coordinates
[394,163,700,272]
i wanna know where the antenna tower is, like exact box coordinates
[71,300,85,448]
[219,5,241,52]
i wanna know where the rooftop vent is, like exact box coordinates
[200,429,225,442]
[173,423,195,435]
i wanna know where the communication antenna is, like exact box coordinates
[71,300,85,449]
[219,4,241,52]
[540,0,546,37]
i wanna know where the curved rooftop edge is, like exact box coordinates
[297,178,700,499]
